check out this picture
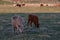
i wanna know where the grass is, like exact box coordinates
[0,13,60,40]
[0,1,13,5]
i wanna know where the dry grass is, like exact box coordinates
[0,5,60,13]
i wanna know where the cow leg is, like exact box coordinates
[18,25,23,33]
[27,21,29,26]
[34,21,39,28]
[27,21,32,27]
[27,17,32,26]
[27,20,32,26]
[36,23,39,28]
[30,21,32,27]
[13,26,17,33]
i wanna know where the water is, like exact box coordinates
[0,13,60,40]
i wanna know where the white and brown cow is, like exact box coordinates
[11,15,24,33]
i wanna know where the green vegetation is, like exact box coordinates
[0,13,60,40]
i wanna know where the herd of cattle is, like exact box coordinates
[11,14,39,33]
[13,3,60,7]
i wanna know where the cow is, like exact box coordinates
[27,14,39,28]
[11,15,24,33]
[16,4,21,7]
[21,4,25,6]
[40,3,44,6]
[13,4,21,7]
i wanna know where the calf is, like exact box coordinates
[11,15,24,33]
[27,14,39,28]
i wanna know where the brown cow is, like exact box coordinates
[27,14,39,28]
[15,3,25,7]
[40,3,44,6]
[22,4,25,6]
[16,4,21,7]
[11,15,24,33]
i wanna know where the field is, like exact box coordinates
[0,13,60,40]
[0,0,60,13]
[0,5,60,13]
